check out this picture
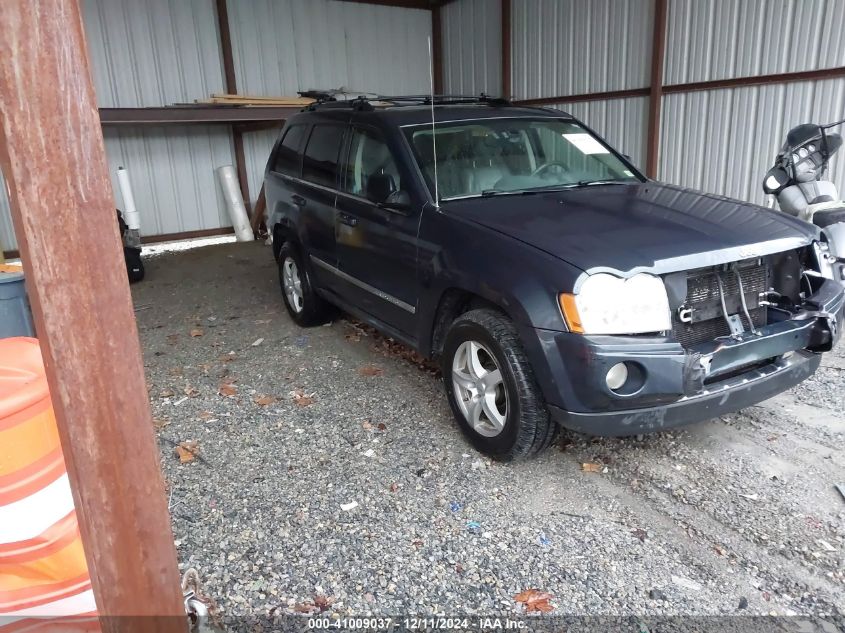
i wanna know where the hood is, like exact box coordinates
[445,182,818,276]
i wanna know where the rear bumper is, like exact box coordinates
[533,277,844,436]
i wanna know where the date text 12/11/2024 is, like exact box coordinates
[308,617,527,630]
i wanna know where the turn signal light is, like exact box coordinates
[559,293,584,333]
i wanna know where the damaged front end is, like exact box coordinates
[549,243,844,436]
[670,244,843,394]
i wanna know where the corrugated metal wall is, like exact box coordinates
[510,0,654,100]
[227,0,432,198]
[82,0,226,107]
[228,0,431,97]
[0,0,433,253]
[659,78,845,206]
[0,173,14,254]
[664,0,845,85]
[441,0,502,96]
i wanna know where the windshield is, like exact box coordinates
[404,118,642,200]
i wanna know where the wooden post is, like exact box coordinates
[645,0,668,178]
[250,183,267,235]
[0,1,187,630]
[215,0,253,218]
[501,0,511,99]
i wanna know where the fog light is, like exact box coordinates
[606,363,628,390]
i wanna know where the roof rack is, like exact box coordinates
[301,92,511,111]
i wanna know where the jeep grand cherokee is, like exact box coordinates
[264,95,844,460]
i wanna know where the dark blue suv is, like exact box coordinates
[265,96,843,460]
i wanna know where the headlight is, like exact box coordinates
[559,273,672,334]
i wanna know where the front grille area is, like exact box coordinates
[672,260,770,349]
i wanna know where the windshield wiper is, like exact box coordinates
[480,180,631,197]
[572,179,630,187]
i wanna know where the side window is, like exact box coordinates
[342,127,401,201]
[301,124,344,188]
[272,124,307,176]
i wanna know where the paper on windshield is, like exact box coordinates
[562,133,609,155]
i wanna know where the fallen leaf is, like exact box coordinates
[362,420,374,431]
[184,385,200,398]
[167,334,179,346]
[514,589,555,613]
[358,365,384,377]
[189,328,204,338]
[218,383,237,397]
[254,394,277,406]
[313,595,334,611]
[217,352,237,362]
[581,462,603,473]
[389,482,399,492]
[291,389,315,407]
[377,422,387,431]
[159,388,175,398]
[198,411,216,421]
[174,441,199,463]
[153,417,170,430]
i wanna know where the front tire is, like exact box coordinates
[442,309,557,460]
[278,242,333,326]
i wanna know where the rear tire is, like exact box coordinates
[278,242,333,326]
[441,308,557,460]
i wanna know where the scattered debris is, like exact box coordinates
[189,328,204,337]
[649,589,667,601]
[671,575,702,592]
[539,533,551,547]
[340,501,358,512]
[466,521,481,533]
[817,539,836,552]
[389,482,399,493]
[738,596,748,610]
[581,462,603,473]
[295,335,309,347]
[739,493,759,501]
[631,528,648,542]
[175,440,199,464]
[184,384,200,398]
[172,396,189,407]
[253,394,277,406]
[218,382,238,397]
[449,501,462,513]
[362,419,387,432]
[362,448,375,458]
[218,352,237,362]
[153,417,170,430]
[251,338,264,347]
[291,389,316,407]
[836,484,845,502]
[160,387,176,398]
[514,589,554,613]
[358,365,384,377]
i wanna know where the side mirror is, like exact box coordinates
[366,172,396,204]
[382,189,411,212]
[763,166,790,194]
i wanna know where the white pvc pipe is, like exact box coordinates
[116,166,141,230]
[216,165,253,242]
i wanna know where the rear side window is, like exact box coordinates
[272,124,307,176]
[302,124,345,188]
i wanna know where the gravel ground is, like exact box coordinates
[133,241,844,627]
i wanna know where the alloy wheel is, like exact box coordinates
[451,340,509,437]
[282,257,304,313]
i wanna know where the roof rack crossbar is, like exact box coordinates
[300,92,511,112]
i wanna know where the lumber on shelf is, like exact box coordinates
[196,94,314,106]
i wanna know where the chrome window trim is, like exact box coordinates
[310,255,416,314]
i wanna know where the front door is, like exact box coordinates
[332,124,421,336]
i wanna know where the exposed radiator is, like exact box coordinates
[672,260,770,349]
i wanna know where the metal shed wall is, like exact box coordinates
[664,0,845,85]
[441,0,503,96]
[0,173,14,253]
[659,77,845,207]
[227,0,434,204]
[82,0,226,107]
[510,0,654,100]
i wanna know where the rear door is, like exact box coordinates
[332,123,422,336]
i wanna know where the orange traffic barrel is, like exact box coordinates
[0,338,98,630]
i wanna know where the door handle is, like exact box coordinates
[338,212,358,227]
[291,194,307,207]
